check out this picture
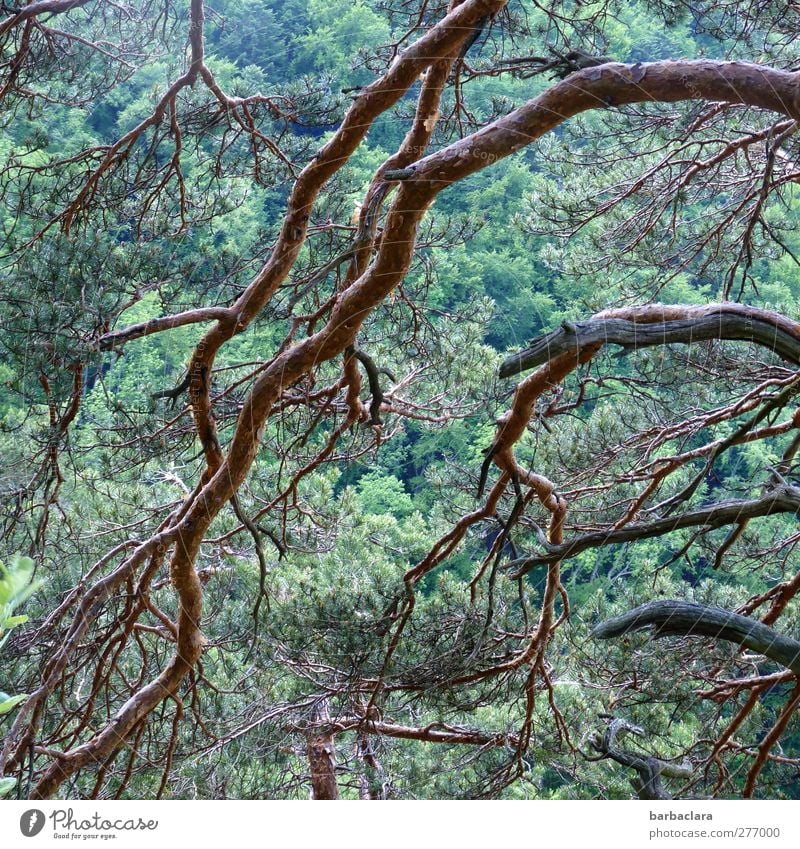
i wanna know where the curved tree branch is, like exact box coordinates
[592,600,800,676]
[18,46,800,798]
[500,305,800,379]
[504,485,800,575]
[587,715,692,800]
[0,0,91,38]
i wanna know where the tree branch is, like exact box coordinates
[587,715,692,800]
[0,0,91,38]
[504,485,800,575]
[500,305,800,379]
[592,600,800,676]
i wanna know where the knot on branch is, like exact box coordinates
[381,166,416,181]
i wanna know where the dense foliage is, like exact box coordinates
[2,0,800,800]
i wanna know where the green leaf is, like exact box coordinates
[0,555,36,606]
[0,694,27,715]
[0,777,17,798]
[0,555,44,644]
[2,614,27,629]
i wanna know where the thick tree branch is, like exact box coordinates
[0,0,91,37]
[99,308,232,351]
[500,305,800,378]
[592,600,800,676]
[23,51,800,798]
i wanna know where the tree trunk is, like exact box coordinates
[307,702,340,800]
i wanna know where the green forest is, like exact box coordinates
[2,0,800,801]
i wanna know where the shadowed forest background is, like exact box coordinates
[2,0,800,800]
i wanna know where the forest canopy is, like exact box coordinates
[2,0,800,801]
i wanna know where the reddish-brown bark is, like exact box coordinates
[8,0,800,797]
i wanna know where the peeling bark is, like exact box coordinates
[307,702,340,801]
